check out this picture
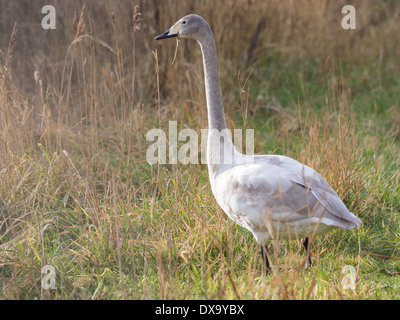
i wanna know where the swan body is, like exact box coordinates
[156,14,362,270]
[212,154,360,245]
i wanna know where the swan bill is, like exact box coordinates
[155,29,179,40]
[155,21,182,40]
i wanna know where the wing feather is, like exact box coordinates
[216,155,361,229]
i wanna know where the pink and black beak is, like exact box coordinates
[155,29,178,40]
[155,21,182,40]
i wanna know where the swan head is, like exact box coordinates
[155,14,208,41]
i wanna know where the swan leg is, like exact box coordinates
[301,237,312,270]
[260,245,270,274]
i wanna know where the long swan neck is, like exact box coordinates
[198,31,227,131]
[197,26,240,177]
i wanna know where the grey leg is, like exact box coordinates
[260,245,270,275]
[301,237,312,270]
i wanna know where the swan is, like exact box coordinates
[155,14,362,272]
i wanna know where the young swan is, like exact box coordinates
[156,14,362,273]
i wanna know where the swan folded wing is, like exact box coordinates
[216,155,360,230]
[290,174,362,229]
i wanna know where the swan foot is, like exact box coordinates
[301,237,312,270]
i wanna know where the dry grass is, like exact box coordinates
[0,0,399,299]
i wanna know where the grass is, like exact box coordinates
[0,0,400,300]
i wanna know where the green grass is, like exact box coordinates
[2,56,399,300]
[1,1,400,300]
